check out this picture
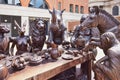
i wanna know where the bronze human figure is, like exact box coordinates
[31,18,46,53]
[80,6,120,40]
[47,8,67,47]
[71,15,100,53]
[71,15,87,49]
[71,15,100,80]
[93,32,120,80]
[10,20,31,55]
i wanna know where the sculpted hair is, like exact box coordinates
[101,32,118,43]
[99,9,120,25]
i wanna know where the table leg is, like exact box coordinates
[87,60,92,80]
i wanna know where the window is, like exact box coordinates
[112,6,119,16]
[0,0,8,4]
[80,6,84,14]
[58,2,61,10]
[0,0,48,9]
[75,5,79,13]
[8,0,20,5]
[99,6,103,9]
[70,4,73,12]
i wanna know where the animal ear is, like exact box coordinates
[14,20,21,32]
[14,20,21,29]
[48,9,52,14]
[23,20,27,28]
[61,9,65,13]
[53,8,56,13]
[88,7,91,13]
[93,6,99,14]
[106,37,110,43]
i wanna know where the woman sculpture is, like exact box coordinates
[10,20,31,55]
[93,32,120,80]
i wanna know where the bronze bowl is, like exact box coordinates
[29,55,42,65]
[50,48,60,60]
[11,57,26,70]
[0,64,8,80]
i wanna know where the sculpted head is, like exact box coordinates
[34,18,45,31]
[100,32,119,50]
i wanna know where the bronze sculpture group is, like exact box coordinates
[0,6,120,80]
[80,6,120,80]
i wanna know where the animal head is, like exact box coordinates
[0,25,10,33]
[14,20,26,35]
[48,8,65,24]
[34,18,45,30]
[80,6,100,30]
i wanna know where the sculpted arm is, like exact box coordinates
[95,50,116,79]
[10,37,16,56]
[47,28,54,43]
[63,28,68,42]
[27,36,32,52]
[10,41,16,56]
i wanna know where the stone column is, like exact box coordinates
[21,16,29,35]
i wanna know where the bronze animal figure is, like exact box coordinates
[0,64,8,80]
[80,6,120,40]
[0,25,10,57]
[31,18,46,53]
[47,8,68,47]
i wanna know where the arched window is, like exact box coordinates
[80,6,84,14]
[112,6,119,16]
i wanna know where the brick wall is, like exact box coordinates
[46,0,88,14]
[68,21,80,32]
[115,16,120,21]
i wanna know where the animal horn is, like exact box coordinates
[48,9,52,14]
[53,8,55,13]
[88,7,91,13]
[61,9,65,13]
[93,6,99,14]
[14,20,21,32]
[106,37,110,43]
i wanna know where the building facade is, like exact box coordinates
[46,0,88,14]
[89,0,120,16]
[0,0,88,36]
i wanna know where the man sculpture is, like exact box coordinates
[93,32,120,80]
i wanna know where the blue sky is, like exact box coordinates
[30,0,44,7]
[8,0,44,7]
